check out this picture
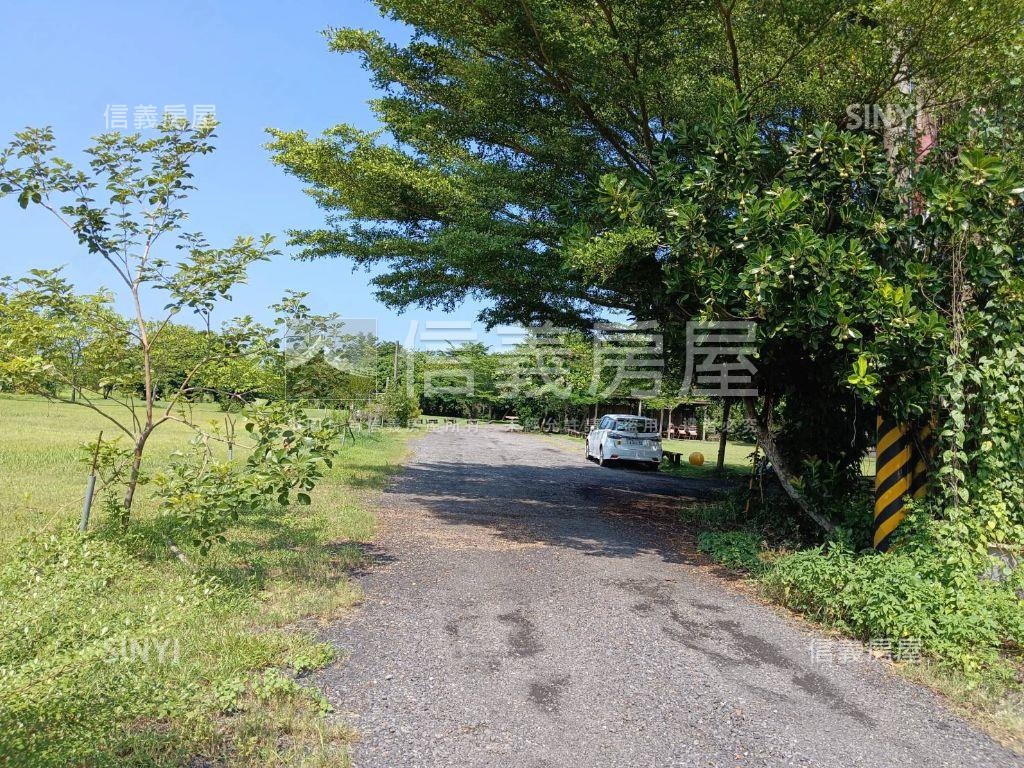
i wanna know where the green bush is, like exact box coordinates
[686,496,1024,679]
[697,530,765,573]
[152,402,344,553]
[372,386,420,427]
[762,542,1024,675]
[681,493,805,546]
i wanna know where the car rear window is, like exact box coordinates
[613,418,657,433]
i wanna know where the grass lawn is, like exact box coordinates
[0,394,417,767]
[659,437,756,480]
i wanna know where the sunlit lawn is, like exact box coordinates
[0,395,206,554]
[0,395,409,553]
[660,437,756,480]
[0,393,416,767]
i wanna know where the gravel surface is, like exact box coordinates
[317,425,1021,767]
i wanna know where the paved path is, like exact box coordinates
[317,426,1020,767]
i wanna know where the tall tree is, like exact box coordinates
[268,0,1020,526]
[269,0,1017,328]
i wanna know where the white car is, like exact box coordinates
[585,414,663,468]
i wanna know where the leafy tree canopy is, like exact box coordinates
[269,0,1020,329]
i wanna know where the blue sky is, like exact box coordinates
[0,0,507,347]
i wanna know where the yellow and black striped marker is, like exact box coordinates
[874,416,913,551]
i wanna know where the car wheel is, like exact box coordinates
[598,445,607,467]
[584,439,591,460]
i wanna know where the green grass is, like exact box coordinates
[659,437,755,480]
[0,394,416,767]
[0,396,210,555]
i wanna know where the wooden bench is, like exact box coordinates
[662,450,683,466]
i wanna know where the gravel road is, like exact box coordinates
[317,425,1021,768]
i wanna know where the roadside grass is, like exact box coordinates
[696,529,767,573]
[900,657,1024,753]
[684,498,1024,752]
[0,394,415,767]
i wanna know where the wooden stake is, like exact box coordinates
[79,431,103,532]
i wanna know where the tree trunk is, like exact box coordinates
[742,397,835,534]
[716,398,732,475]
[121,430,151,517]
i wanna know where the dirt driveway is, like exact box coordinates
[317,425,1020,767]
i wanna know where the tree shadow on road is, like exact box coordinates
[383,453,735,566]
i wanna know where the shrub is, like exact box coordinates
[371,386,420,427]
[697,530,765,573]
[152,402,343,553]
[762,543,1024,675]
[680,492,805,546]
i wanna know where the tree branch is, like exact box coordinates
[742,396,835,533]
[716,0,743,93]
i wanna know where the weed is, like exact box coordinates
[697,530,766,573]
